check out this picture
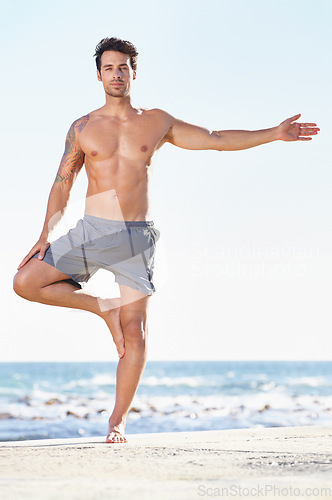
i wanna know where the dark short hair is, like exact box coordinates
[94,37,138,73]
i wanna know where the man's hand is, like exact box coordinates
[17,237,50,270]
[277,114,320,142]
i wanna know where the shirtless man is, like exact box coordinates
[13,37,320,444]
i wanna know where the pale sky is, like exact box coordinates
[1,0,331,361]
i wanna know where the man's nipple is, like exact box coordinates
[91,150,98,156]
[141,145,148,152]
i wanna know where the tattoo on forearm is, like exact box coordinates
[54,114,90,185]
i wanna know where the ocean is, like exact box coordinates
[0,361,331,441]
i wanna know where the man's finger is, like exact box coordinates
[299,130,319,135]
[38,244,50,259]
[38,250,44,259]
[289,113,301,122]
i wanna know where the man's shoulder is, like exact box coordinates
[70,107,106,128]
[69,114,91,132]
[143,108,177,130]
[144,107,174,119]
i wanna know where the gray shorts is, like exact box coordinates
[32,214,160,295]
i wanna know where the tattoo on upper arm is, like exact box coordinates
[54,114,90,185]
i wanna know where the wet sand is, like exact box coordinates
[0,425,331,499]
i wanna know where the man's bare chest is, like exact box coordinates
[79,116,168,162]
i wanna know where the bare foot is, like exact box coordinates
[99,298,125,359]
[106,419,127,444]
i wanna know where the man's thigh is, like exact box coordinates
[14,256,75,289]
[118,284,151,330]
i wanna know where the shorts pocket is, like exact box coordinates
[150,226,160,246]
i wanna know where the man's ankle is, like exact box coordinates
[108,414,127,427]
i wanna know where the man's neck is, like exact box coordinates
[103,95,136,119]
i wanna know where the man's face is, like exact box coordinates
[97,50,136,98]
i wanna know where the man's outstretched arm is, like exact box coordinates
[165,113,320,151]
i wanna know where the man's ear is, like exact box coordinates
[133,70,137,81]
[97,70,102,82]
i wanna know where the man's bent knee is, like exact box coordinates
[13,258,72,299]
[13,271,32,299]
[14,263,48,299]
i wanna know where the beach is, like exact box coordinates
[1,425,331,499]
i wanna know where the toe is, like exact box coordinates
[117,341,125,358]
[106,433,127,444]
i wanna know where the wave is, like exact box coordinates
[0,361,331,440]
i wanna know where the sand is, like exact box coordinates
[0,425,331,499]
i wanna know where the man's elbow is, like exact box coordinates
[211,130,224,151]
[51,179,73,201]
